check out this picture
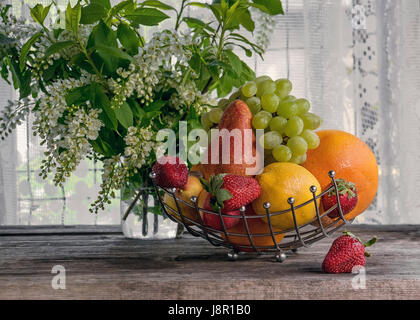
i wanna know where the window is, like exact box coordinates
[1,0,420,225]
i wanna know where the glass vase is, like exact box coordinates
[121,185,181,240]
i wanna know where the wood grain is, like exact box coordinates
[0,225,419,300]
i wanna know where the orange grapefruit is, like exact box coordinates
[303,130,378,220]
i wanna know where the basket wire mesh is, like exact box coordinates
[150,170,352,262]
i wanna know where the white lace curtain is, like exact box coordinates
[1,0,419,225]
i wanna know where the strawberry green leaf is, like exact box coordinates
[364,236,377,248]
[200,178,210,192]
[343,231,363,243]
[216,189,232,204]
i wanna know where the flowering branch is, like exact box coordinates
[0,0,283,215]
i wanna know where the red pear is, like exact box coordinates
[201,100,263,179]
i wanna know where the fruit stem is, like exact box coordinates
[344,231,377,257]
[122,189,143,221]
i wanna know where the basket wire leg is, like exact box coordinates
[240,206,259,254]
[169,188,202,238]
[329,171,348,224]
[263,202,286,262]
[141,191,148,237]
[289,197,309,248]
[217,208,234,251]
[311,185,329,238]
[149,172,200,237]
[191,197,223,247]
[149,172,176,222]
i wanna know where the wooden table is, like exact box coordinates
[0,225,419,300]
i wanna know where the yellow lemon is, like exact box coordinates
[252,162,321,231]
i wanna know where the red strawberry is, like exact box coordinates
[200,192,241,231]
[200,174,261,212]
[152,156,188,189]
[322,232,377,274]
[322,179,358,218]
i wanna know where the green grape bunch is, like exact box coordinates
[202,75,322,166]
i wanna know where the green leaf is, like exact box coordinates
[88,22,121,72]
[237,44,252,57]
[148,205,163,216]
[89,21,117,48]
[216,189,233,203]
[144,100,165,113]
[108,0,133,23]
[19,69,32,99]
[7,58,31,98]
[240,62,255,81]
[183,17,215,32]
[65,2,82,35]
[42,59,62,81]
[125,8,170,26]
[80,3,108,24]
[65,85,90,106]
[95,44,135,62]
[90,137,115,157]
[226,0,242,27]
[115,102,133,129]
[186,2,207,9]
[91,0,111,10]
[142,0,176,11]
[30,4,51,25]
[140,111,161,127]
[224,50,242,77]
[0,59,11,84]
[71,52,94,73]
[209,174,224,195]
[208,4,222,24]
[44,41,76,58]
[90,83,117,130]
[364,237,377,248]
[189,52,201,74]
[251,0,284,15]
[217,74,233,98]
[117,23,139,55]
[127,98,145,120]
[238,9,255,32]
[19,31,42,71]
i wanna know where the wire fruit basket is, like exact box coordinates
[150,170,352,262]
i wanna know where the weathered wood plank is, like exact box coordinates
[0,225,121,236]
[0,225,419,300]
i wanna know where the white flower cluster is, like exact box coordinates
[1,4,213,214]
[47,107,102,186]
[0,6,39,52]
[34,75,103,186]
[124,126,164,170]
[107,30,210,113]
[91,156,124,213]
[0,98,33,140]
[107,63,158,108]
[90,126,164,213]
[31,24,92,81]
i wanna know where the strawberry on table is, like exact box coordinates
[322,231,377,274]
[152,156,188,189]
[200,174,261,212]
[322,178,358,218]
